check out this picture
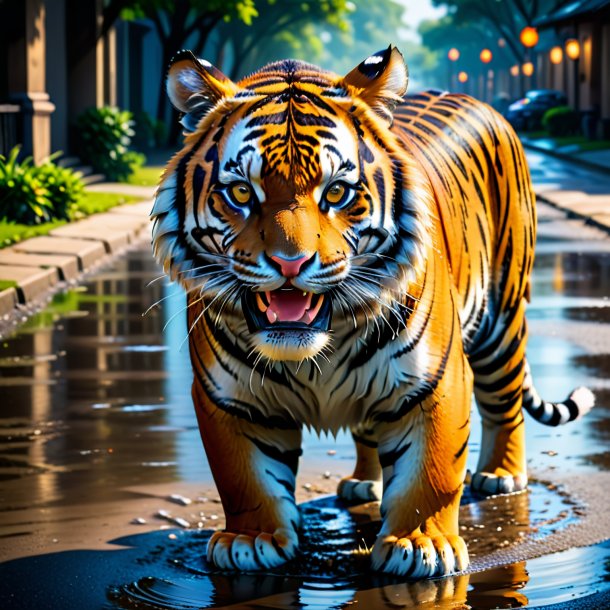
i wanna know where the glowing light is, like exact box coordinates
[565,38,580,60]
[510,65,520,77]
[549,46,563,64]
[458,71,468,83]
[498,38,506,48]
[480,49,493,63]
[520,26,539,48]
[522,62,535,76]
[447,48,460,61]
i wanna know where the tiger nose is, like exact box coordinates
[270,254,313,278]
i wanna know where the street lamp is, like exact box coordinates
[458,71,468,83]
[520,27,539,48]
[565,38,581,111]
[480,49,493,63]
[520,27,538,93]
[447,48,460,90]
[510,65,520,77]
[565,38,580,60]
[549,46,563,64]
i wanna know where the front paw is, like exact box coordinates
[371,533,468,578]
[206,527,298,571]
[337,477,382,502]
[470,470,527,495]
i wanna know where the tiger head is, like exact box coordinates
[153,47,433,363]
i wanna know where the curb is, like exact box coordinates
[535,190,610,236]
[0,199,152,337]
[522,140,610,176]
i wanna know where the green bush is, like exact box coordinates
[76,106,146,181]
[35,158,84,219]
[542,106,580,137]
[0,146,85,224]
[132,111,167,150]
[0,147,53,224]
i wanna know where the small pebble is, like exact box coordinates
[327,450,336,456]
[323,471,331,479]
[303,483,312,491]
[542,450,558,457]
[168,494,192,506]
[131,517,147,525]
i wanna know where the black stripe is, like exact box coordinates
[245,434,302,476]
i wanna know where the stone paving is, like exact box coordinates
[0,199,153,319]
[0,151,608,324]
[524,148,610,233]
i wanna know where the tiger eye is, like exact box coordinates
[231,183,252,205]
[325,183,345,204]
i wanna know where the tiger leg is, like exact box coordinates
[192,381,302,571]
[470,307,528,495]
[370,359,472,578]
[337,424,382,502]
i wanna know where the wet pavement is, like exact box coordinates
[0,199,609,609]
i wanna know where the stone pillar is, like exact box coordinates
[601,24,610,135]
[9,0,55,164]
[46,0,68,153]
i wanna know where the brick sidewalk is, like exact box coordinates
[0,196,153,320]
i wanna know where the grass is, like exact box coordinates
[0,279,17,291]
[0,191,142,249]
[125,165,164,186]
[521,131,610,151]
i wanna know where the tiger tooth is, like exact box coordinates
[266,309,278,324]
[255,292,267,312]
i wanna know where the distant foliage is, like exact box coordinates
[131,111,167,151]
[0,147,84,224]
[542,106,580,137]
[76,106,145,181]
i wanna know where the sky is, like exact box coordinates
[394,0,447,42]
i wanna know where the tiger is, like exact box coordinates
[151,46,594,578]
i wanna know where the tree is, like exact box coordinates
[101,0,257,133]
[429,0,573,64]
[213,0,352,80]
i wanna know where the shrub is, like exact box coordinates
[542,105,580,137]
[35,157,84,219]
[132,111,167,150]
[0,146,53,224]
[0,146,85,224]
[76,106,145,181]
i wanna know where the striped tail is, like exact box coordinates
[522,361,595,426]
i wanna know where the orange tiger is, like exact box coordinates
[151,46,594,577]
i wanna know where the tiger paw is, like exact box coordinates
[371,533,469,578]
[337,477,382,502]
[206,527,298,571]
[470,470,528,495]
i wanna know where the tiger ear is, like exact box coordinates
[167,50,237,132]
[342,46,408,124]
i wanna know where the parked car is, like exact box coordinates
[505,89,568,131]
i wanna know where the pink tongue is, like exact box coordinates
[268,290,309,322]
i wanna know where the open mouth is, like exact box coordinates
[242,285,332,333]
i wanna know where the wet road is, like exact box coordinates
[0,162,609,608]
